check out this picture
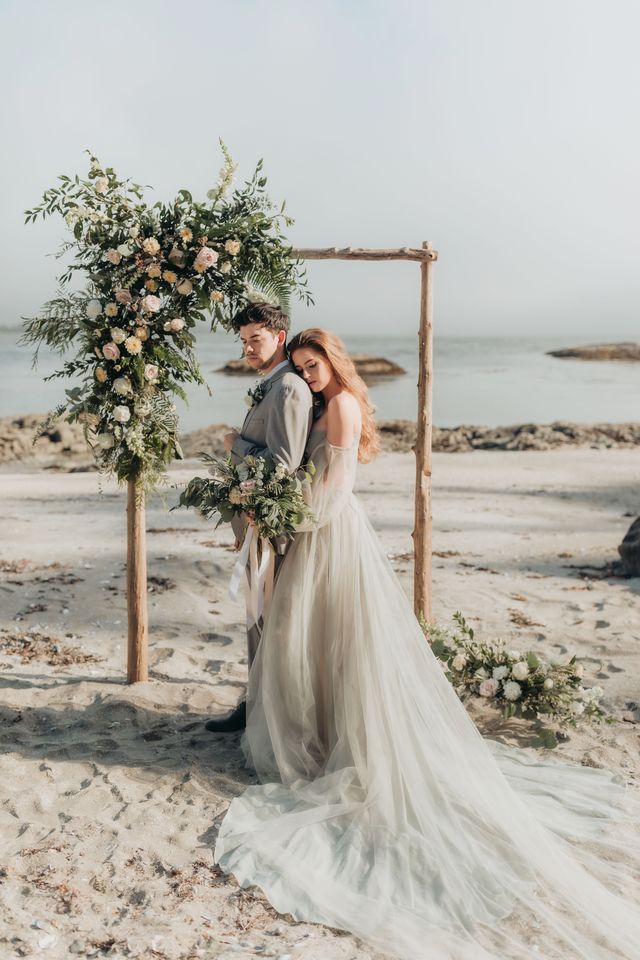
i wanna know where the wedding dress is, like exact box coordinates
[215,423,640,960]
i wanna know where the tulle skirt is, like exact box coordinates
[215,492,640,960]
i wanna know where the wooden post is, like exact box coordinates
[127,479,149,683]
[412,241,434,623]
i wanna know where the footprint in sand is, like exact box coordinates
[200,632,233,647]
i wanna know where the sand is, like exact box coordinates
[0,448,639,959]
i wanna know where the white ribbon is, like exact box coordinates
[228,526,275,630]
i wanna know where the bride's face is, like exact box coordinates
[291,347,334,393]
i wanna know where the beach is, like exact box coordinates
[1,445,639,959]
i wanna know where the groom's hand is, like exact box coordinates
[224,429,239,453]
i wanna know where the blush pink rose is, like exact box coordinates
[102,341,121,361]
[479,678,500,699]
[144,363,159,381]
[170,317,185,332]
[193,246,219,273]
[114,288,133,305]
[141,294,161,313]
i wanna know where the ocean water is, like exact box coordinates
[1,327,638,432]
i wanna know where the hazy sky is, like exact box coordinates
[1,0,639,338]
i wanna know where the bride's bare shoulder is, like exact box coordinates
[326,392,361,446]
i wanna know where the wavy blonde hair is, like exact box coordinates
[288,328,380,463]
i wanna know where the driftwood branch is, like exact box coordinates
[291,246,438,262]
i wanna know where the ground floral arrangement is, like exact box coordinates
[21,143,310,489]
[423,613,607,748]
[177,452,316,541]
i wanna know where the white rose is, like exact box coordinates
[170,317,185,332]
[451,655,467,672]
[492,665,509,681]
[176,279,193,295]
[117,243,133,257]
[113,376,132,396]
[129,225,140,238]
[96,433,115,450]
[512,661,530,681]
[503,680,522,702]
[219,260,232,274]
[507,650,521,660]
[113,405,131,423]
[569,701,585,717]
[94,176,109,194]
[543,678,554,690]
[110,327,126,344]
[86,299,102,319]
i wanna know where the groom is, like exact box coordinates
[205,302,313,733]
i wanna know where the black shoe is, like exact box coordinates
[205,701,246,733]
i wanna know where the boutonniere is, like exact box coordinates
[244,380,268,409]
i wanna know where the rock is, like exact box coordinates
[547,342,640,361]
[0,414,91,468]
[217,353,406,380]
[4,414,640,470]
[618,517,640,577]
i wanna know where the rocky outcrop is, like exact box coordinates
[618,517,640,577]
[0,414,91,467]
[547,343,640,361]
[3,415,640,470]
[217,353,406,380]
[379,420,640,454]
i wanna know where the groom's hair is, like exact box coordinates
[231,302,290,337]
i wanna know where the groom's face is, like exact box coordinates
[239,323,284,371]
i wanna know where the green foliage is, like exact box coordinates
[176,452,316,542]
[421,612,607,748]
[22,145,311,489]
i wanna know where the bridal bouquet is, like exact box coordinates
[21,143,310,489]
[424,612,607,747]
[177,453,317,541]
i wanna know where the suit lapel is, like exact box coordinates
[239,360,294,433]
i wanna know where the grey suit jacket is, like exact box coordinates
[230,360,314,548]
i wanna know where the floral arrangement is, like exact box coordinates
[423,612,607,747]
[177,453,316,541]
[21,143,311,489]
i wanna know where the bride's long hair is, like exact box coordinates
[288,328,380,463]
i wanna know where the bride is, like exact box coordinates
[215,328,640,960]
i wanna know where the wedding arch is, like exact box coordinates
[292,242,438,624]
[23,148,437,684]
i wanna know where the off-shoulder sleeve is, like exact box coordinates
[296,441,357,531]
